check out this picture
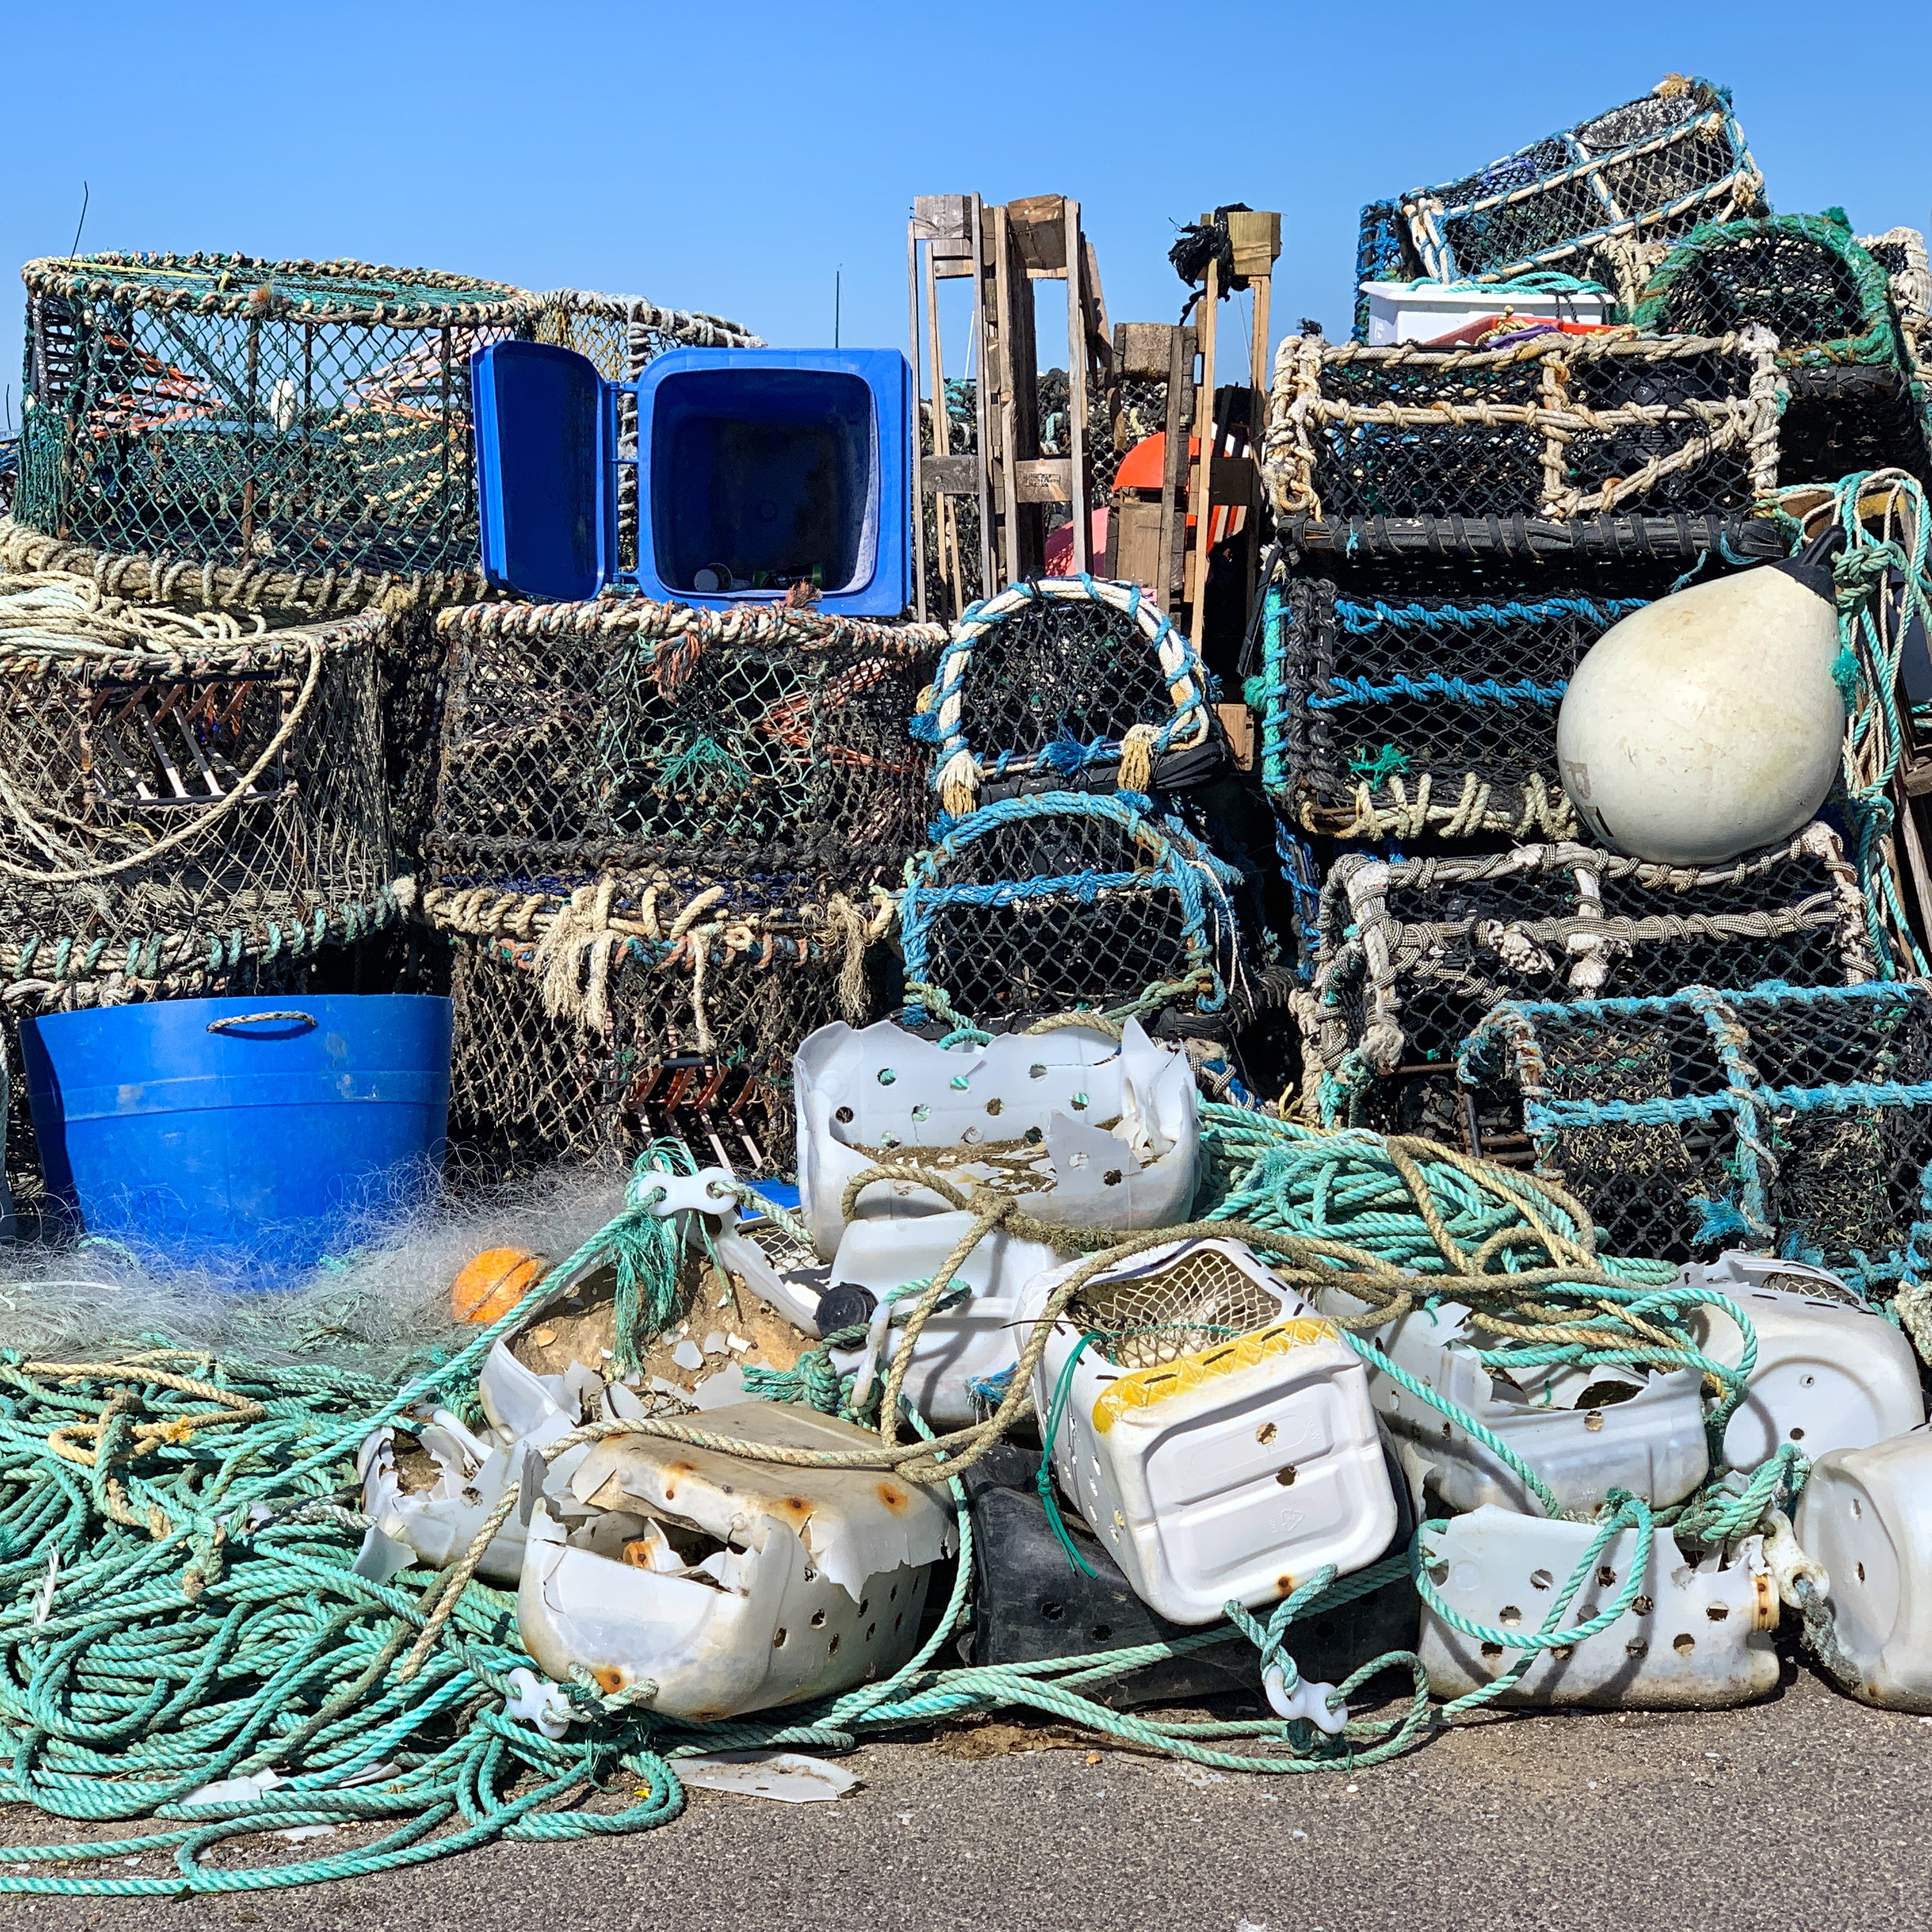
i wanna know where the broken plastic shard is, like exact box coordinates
[519,1401,953,1720]
[1261,1662,1347,1734]
[690,1363,750,1409]
[503,1665,574,1740]
[1681,1252,1925,1470]
[703,1330,728,1356]
[671,1339,705,1371]
[671,1750,862,1802]
[792,1016,1200,1262]
[350,1524,413,1585]
[1419,1505,1778,1708]
[1320,1287,1708,1513]
[359,1341,590,1581]
[184,1770,285,1807]
[1024,1238,1397,1624]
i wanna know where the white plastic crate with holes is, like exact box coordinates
[1794,1427,1932,1710]
[782,1017,1201,1427]
[1681,1252,1925,1471]
[1419,1507,1780,1708]
[1022,1237,1396,1624]
[1320,1289,1708,1513]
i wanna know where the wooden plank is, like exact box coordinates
[1186,249,1219,632]
[1225,209,1282,280]
[912,195,971,241]
[1156,324,1190,616]
[1006,195,1070,272]
[1013,458,1072,503]
[1215,701,1255,772]
[1112,501,1166,591]
[970,193,996,598]
[908,216,928,622]
[1064,196,1091,573]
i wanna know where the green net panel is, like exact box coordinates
[432,872,887,1177]
[1296,824,1876,1156]
[1462,980,1932,1294]
[1352,77,1765,334]
[0,566,399,1012]
[429,597,944,889]
[16,253,539,580]
[1264,329,1784,526]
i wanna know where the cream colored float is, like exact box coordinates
[1555,547,1844,864]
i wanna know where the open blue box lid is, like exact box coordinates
[471,343,912,617]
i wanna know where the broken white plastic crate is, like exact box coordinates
[1322,1289,1708,1513]
[1794,1426,1932,1710]
[518,1400,954,1721]
[1420,1505,1779,1708]
[792,1017,1200,1262]
[1681,1251,1925,1471]
[1024,1237,1397,1625]
[360,1341,609,1582]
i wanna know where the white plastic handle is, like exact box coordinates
[639,1169,742,1225]
[1263,1662,1347,1734]
[503,1666,573,1740]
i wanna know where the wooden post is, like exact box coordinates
[1185,246,1219,633]
[969,194,996,599]
[1064,196,1091,574]
[1226,211,1282,439]
[1156,324,1189,618]
[906,215,929,621]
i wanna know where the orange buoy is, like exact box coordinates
[450,1246,549,1325]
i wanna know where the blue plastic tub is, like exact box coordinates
[22,994,453,1280]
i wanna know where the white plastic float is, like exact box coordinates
[1023,1236,1396,1625]
[516,1400,954,1721]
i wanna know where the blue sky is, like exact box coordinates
[5,0,1930,421]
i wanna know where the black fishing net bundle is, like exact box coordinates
[1299,828,1875,1157]
[429,599,942,891]
[1462,981,1932,1288]
[17,255,535,580]
[1267,332,1778,526]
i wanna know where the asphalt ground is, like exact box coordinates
[2,1663,1927,1932]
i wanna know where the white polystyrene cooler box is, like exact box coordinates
[1794,1426,1932,1710]
[1681,1252,1926,1471]
[791,1017,1199,1261]
[1360,280,1612,345]
[1023,1237,1397,1625]
[1420,1507,1779,1709]
[1320,1288,1708,1513]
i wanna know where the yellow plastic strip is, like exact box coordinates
[1091,1318,1339,1433]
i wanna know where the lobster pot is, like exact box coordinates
[434,873,883,1175]
[1297,824,1875,1149]
[898,791,1242,1031]
[429,598,943,891]
[1631,215,1925,480]
[1260,554,1702,841]
[915,577,1221,814]
[1264,330,1782,527]
[1461,980,1932,1290]
[1863,228,1932,390]
[1353,76,1764,331]
[18,254,538,580]
[0,570,398,1011]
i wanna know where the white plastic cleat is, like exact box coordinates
[1263,1662,1348,1734]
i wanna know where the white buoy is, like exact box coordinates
[1556,551,1845,864]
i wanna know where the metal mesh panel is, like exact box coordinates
[1356,78,1764,302]
[899,793,1242,1029]
[1463,982,1932,1287]
[1264,332,1781,526]
[0,570,398,1009]
[1071,1245,1284,1368]
[18,255,537,579]
[1299,828,1875,1155]
[429,598,942,887]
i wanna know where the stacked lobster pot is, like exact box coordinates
[423,596,944,1173]
[903,576,1263,1076]
[1252,89,1932,1711]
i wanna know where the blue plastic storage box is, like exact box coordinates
[471,343,912,617]
[22,993,453,1280]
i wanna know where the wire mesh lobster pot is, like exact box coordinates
[1461,980,1932,1291]
[914,577,1222,815]
[429,598,944,891]
[1265,329,1783,527]
[1257,549,1719,842]
[1629,215,1926,481]
[1353,76,1765,334]
[432,873,887,1175]
[1295,824,1876,1153]
[898,791,1243,1032]
[16,254,537,581]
